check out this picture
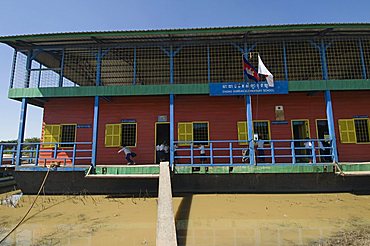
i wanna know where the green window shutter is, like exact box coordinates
[178,122,193,146]
[237,121,248,145]
[105,124,122,147]
[338,119,356,143]
[43,124,61,147]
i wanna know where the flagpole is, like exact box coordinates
[243,51,255,166]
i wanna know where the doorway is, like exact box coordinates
[316,119,331,162]
[292,120,310,162]
[155,122,170,164]
[316,119,329,140]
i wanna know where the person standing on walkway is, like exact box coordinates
[159,142,165,161]
[199,144,206,164]
[199,144,209,172]
[256,138,265,163]
[304,138,312,163]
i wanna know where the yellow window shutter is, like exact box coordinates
[43,124,61,147]
[178,122,193,145]
[237,121,248,144]
[338,119,356,143]
[52,125,61,143]
[346,120,356,143]
[186,123,193,142]
[105,124,122,147]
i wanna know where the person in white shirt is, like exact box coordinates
[304,138,312,163]
[159,142,166,161]
[242,148,249,163]
[156,144,160,163]
[118,146,135,165]
[256,139,265,163]
[196,144,208,172]
[199,144,206,164]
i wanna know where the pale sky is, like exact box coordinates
[0,0,369,140]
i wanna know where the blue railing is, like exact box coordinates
[0,142,92,167]
[0,143,17,166]
[173,139,334,167]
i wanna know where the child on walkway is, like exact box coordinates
[118,146,136,165]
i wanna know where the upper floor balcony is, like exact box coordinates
[1,24,370,97]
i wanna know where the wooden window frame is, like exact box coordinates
[177,121,209,146]
[237,120,271,145]
[121,122,137,147]
[339,118,370,144]
[60,124,77,148]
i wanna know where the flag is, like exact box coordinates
[243,56,260,82]
[258,55,274,87]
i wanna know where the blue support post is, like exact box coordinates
[170,46,174,84]
[58,49,65,87]
[162,46,181,84]
[325,91,338,162]
[91,97,100,167]
[9,50,17,89]
[37,63,42,88]
[283,42,289,81]
[320,41,329,81]
[72,143,77,167]
[271,142,275,164]
[35,144,40,166]
[210,143,214,166]
[207,45,211,82]
[168,45,175,167]
[96,48,102,86]
[190,144,194,165]
[0,145,3,167]
[16,98,28,166]
[359,40,367,80]
[170,94,174,168]
[246,95,255,165]
[53,144,58,159]
[320,40,338,162]
[12,147,16,165]
[133,47,137,84]
[291,141,296,164]
[91,48,102,167]
[229,142,233,165]
[164,46,180,168]
[25,50,33,88]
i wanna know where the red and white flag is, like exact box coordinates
[258,55,274,87]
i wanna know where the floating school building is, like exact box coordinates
[0,23,370,194]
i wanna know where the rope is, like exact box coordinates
[0,167,51,244]
[255,94,259,120]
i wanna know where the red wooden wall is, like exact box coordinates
[97,96,169,164]
[41,91,370,165]
[332,91,370,162]
[41,97,94,165]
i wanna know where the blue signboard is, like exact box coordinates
[77,124,92,128]
[209,81,288,96]
[121,119,136,123]
[272,121,289,125]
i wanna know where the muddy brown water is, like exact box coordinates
[0,192,369,245]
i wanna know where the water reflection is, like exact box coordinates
[176,220,329,246]
[175,195,193,245]
[0,219,334,245]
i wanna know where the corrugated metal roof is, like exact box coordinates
[1,23,370,48]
